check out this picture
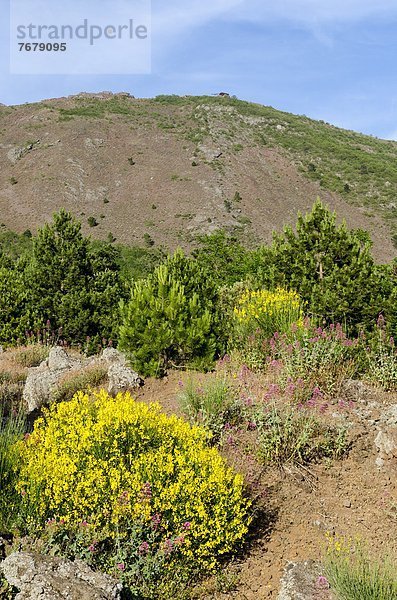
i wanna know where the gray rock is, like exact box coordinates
[198,143,223,161]
[380,404,397,426]
[277,560,333,600]
[375,429,397,460]
[1,552,123,599]
[23,347,82,412]
[108,363,142,396]
[23,369,64,413]
[101,348,127,367]
[22,346,143,413]
[47,346,81,371]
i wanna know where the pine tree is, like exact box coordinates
[258,200,387,331]
[26,210,121,347]
[119,253,216,376]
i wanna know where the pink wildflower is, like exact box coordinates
[138,542,150,555]
[151,513,162,529]
[316,575,330,589]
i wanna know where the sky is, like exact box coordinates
[1,0,397,139]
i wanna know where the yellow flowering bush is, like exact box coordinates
[234,288,303,336]
[231,288,303,368]
[17,390,251,571]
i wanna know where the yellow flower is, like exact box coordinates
[16,389,251,568]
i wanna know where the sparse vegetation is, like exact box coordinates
[0,405,25,532]
[178,376,243,441]
[143,232,154,247]
[53,366,108,404]
[255,404,347,467]
[324,538,397,600]
[87,216,98,227]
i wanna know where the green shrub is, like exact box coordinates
[0,264,31,344]
[87,216,98,227]
[365,323,397,390]
[178,376,243,441]
[17,390,251,593]
[256,200,387,334]
[0,406,25,532]
[25,210,123,349]
[325,538,397,600]
[265,321,359,397]
[255,404,347,466]
[119,251,217,376]
[143,233,154,247]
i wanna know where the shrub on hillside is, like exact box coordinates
[364,318,397,390]
[119,251,217,376]
[0,264,31,344]
[0,212,123,350]
[178,376,243,441]
[264,321,359,398]
[255,200,388,334]
[230,287,304,369]
[255,404,347,466]
[324,537,397,600]
[16,390,251,593]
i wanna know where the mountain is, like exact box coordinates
[1,91,397,261]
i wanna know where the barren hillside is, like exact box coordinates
[0,92,396,261]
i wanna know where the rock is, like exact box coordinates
[101,348,127,367]
[23,347,82,413]
[380,405,397,426]
[22,346,143,413]
[375,429,397,460]
[1,552,123,599]
[277,560,333,600]
[108,364,143,396]
[23,369,65,413]
[198,143,223,161]
[47,346,81,371]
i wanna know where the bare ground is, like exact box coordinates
[136,371,397,599]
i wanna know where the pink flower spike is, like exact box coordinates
[316,575,330,589]
[138,542,150,555]
[116,562,126,571]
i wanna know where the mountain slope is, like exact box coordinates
[0,92,396,261]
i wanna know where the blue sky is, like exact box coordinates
[1,0,397,139]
